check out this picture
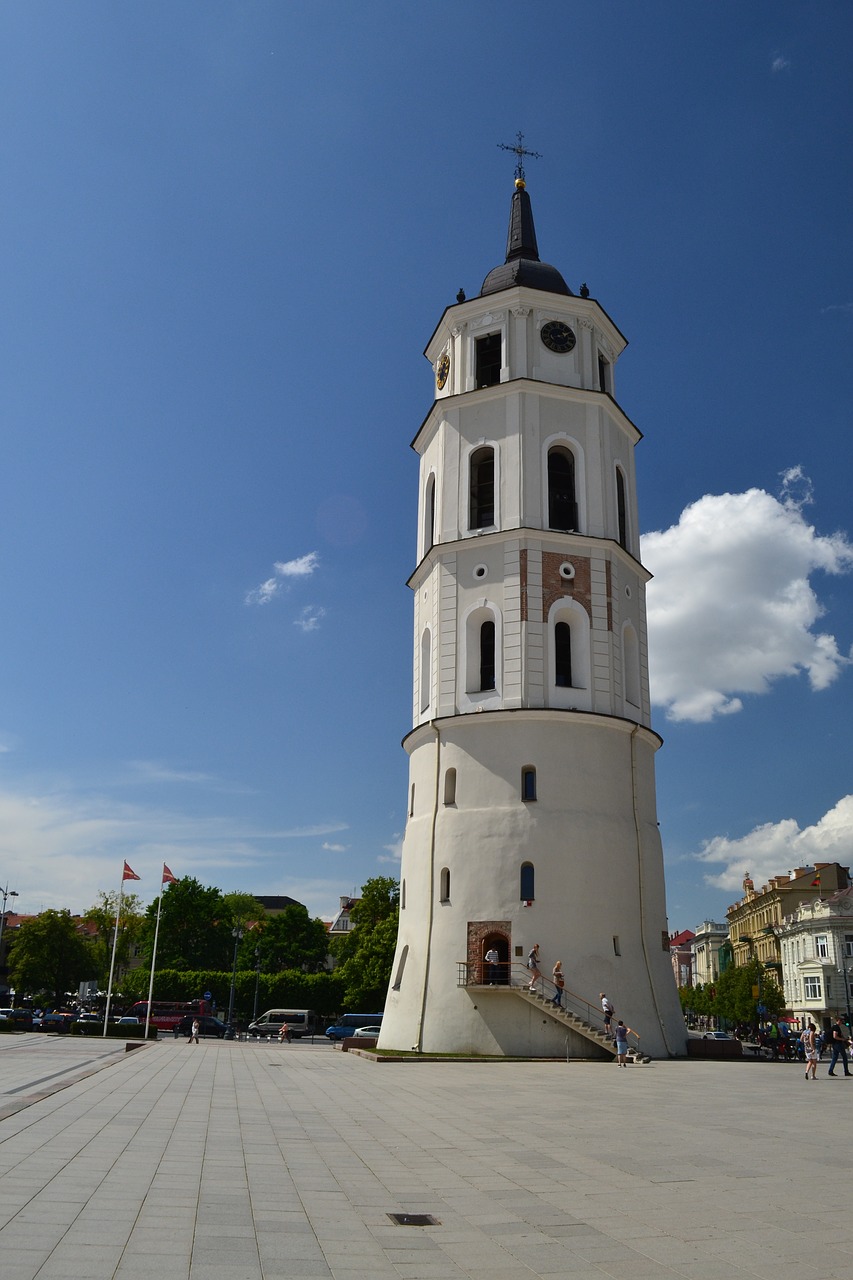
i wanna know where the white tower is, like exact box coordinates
[379,175,686,1059]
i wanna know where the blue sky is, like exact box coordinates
[0,3,851,933]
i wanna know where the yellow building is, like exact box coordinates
[726,864,851,974]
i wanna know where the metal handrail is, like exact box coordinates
[458,960,641,1050]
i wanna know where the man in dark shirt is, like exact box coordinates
[827,1020,851,1076]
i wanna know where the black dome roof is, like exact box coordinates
[480,183,572,299]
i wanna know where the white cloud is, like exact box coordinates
[293,605,325,632]
[771,52,790,73]
[378,834,403,864]
[695,795,853,895]
[321,842,347,853]
[0,784,349,916]
[128,760,215,785]
[274,552,319,578]
[643,477,853,722]
[245,551,319,605]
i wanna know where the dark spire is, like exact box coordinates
[480,180,572,298]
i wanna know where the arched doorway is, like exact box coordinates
[481,931,511,985]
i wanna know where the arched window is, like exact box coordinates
[440,867,451,902]
[548,447,577,531]
[463,603,501,703]
[548,599,592,711]
[392,944,408,990]
[401,880,406,910]
[554,621,573,688]
[420,629,431,713]
[479,620,495,691]
[616,467,628,550]
[424,473,436,554]
[409,784,415,817]
[520,863,535,901]
[521,766,537,802]
[444,768,457,806]
[469,447,495,529]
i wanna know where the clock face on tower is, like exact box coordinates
[436,352,450,390]
[540,320,576,354]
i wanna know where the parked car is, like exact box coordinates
[41,1012,76,1032]
[325,1014,384,1041]
[703,1031,733,1040]
[115,1016,140,1025]
[351,1025,383,1038]
[176,1014,229,1039]
[0,1008,33,1030]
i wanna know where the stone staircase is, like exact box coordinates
[514,986,650,1062]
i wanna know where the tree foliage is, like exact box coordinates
[84,891,144,987]
[713,958,784,1025]
[247,904,328,973]
[332,876,399,1010]
[7,909,95,1004]
[139,877,233,970]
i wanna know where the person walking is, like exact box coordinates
[803,1021,818,1079]
[601,993,614,1035]
[827,1019,851,1076]
[188,1018,201,1045]
[614,1020,636,1067]
[485,946,500,985]
[527,944,542,993]
[551,961,565,1007]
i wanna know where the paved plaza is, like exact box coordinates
[0,1034,850,1280]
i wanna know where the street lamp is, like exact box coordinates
[253,946,261,1022]
[0,884,20,994]
[226,926,244,1029]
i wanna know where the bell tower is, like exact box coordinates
[379,173,686,1059]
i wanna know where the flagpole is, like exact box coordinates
[144,870,166,1040]
[103,870,125,1037]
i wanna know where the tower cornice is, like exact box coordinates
[411,378,642,454]
[401,707,663,756]
[424,288,628,364]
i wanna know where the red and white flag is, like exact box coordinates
[122,861,141,882]
[162,864,177,885]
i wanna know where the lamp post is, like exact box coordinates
[0,884,20,995]
[226,926,244,1029]
[253,947,261,1022]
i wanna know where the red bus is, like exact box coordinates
[128,999,211,1031]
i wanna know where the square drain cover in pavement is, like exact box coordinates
[388,1213,440,1227]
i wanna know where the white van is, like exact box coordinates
[247,1009,320,1039]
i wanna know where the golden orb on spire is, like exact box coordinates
[515,177,526,190]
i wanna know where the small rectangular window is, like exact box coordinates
[521,767,537,802]
[804,976,821,1000]
[597,353,610,393]
[846,934,853,958]
[613,935,621,957]
[816,935,829,958]
[475,333,502,387]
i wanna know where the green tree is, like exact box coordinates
[139,877,232,970]
[84,891,144,987]
[332,876,399,1010]
[715,958,784,1026]
[250,904,328,973]
[7,910,95,1005]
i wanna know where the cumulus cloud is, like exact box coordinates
[695,795,853,895]
[771,52,790,72]
[293,605,326,633]
[378,834,403,864]
[245,551,319,605]
[321,841,347,853]
[642,474,853,722]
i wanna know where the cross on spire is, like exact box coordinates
[497,131,542,184]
